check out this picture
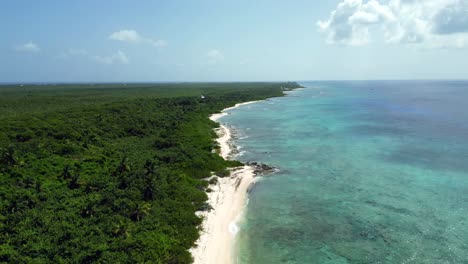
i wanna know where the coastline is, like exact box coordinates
[190,101,258,264]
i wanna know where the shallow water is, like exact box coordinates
[219,81,468,264]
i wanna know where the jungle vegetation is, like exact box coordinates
[0,82,302,263]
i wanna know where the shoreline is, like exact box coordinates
[190,101,258,264]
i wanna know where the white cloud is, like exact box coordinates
[206,49,224,64]
[109,30,143,43]
[318,0,468,48]
[94,50,129,65]
[15,42,40,52]
[109,29,168,48]
[432,1,468,35]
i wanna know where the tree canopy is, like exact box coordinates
[0,82,302,263]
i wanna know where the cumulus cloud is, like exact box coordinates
[15,42,40,52]
[109,30,143,43]
[318,0,468,48]
[432,1,468,35]
[93,50,129,64]
[109,29,167,48]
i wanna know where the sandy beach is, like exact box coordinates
[190,101,258,264]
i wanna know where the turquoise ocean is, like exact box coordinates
[219,81,468,264]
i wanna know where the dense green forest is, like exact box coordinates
[0,82,302,263]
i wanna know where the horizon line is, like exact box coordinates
[1,79,468,85]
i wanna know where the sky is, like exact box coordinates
[1,0,468,82]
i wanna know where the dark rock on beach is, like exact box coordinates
[246,161,277,176]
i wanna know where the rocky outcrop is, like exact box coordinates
[246,161,277,176]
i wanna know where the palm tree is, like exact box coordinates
[60,164,83,189]
[143,159,159,201]
[143,183,156,201]
[68,174,80,189]
[112,221,129,238]
[61,165,72,180]
[144,160,156,176]
[1,145,17,167]
[130,202,151,222]
[114,157,130,175]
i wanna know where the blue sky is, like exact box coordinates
[1,0,468,82]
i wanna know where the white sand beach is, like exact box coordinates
[190,102,258,264]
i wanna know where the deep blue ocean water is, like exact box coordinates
[219,81,468,264]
